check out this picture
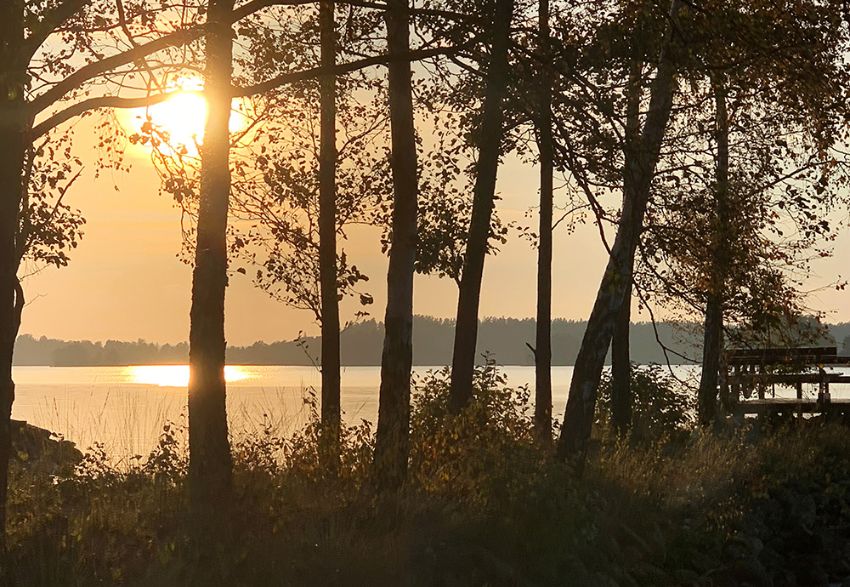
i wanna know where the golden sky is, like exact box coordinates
[17,112,850,346]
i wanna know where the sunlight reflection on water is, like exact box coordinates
[126,365,254,387]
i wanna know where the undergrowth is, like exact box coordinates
[9,363,850,585]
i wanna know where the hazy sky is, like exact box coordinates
[18,113,850,346]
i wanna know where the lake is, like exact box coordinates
[12,363,848,462]
[11,365,583,461]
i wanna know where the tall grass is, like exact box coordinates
[9,364,850,585]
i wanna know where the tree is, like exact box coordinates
[695,75,728,426]
[0,1,204,571]
[532,0,554,444]
[557,0,681,467]
[373,0,419,489]
[629,0,850,424]
[0,6,31,568]
[186,0,235,533]
[317,0,343,469]
[448,0,516,412]
[610,14,646,438]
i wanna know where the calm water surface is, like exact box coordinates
[13,363,846,461]
[11,365,584,460]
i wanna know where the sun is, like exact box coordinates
[149,91,209,148]
[124,77,248,154]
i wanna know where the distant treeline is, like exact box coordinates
[14,317,850,367]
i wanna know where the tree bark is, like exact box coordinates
[698,75,730,426]
[188,0,235,519]
[610,283,631,436]
[557,0,680,468]
[373,0,418,490]
[0,2,28,580]
[318,0,341,469]
[448,0,515,412]
[610,36,644,439]
[533,0,553,445]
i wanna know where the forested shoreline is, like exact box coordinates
[16,318,850,367]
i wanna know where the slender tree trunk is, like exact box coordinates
[610,41,644,439]
[533,0,553,444]
[610,282,631,436]
[557,0,680,468]
[699,293,722,423]
[188,0,234,521]
[448,0,515,412]
[318,0,341,468]
[698,75,730,426]
[374,0,418,489]
[0,2,27,580]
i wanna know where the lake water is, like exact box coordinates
[11,365,584,461]
[12,364,849,462]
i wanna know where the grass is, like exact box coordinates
[9,365,850,585]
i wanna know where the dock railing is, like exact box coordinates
[724,346,850,416]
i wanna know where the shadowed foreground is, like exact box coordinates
[9,366,850,586]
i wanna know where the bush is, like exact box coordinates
[408,357,546,508]
[596,363,695,444]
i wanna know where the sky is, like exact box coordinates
[18,107,850,346]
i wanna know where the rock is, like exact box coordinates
[10,420,82,476]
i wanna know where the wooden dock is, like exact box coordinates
[724,346,850,417]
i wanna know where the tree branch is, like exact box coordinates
[232,44,458,97]
[33,45,459,137]
[29,26,207,116]
[24,0,91,59]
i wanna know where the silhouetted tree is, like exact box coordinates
[0,1,209,573]
[558,0,681,468]
[532,0,554,444]
[610,19,646,437]
[186,0,235,540]
[316,0,343,469]
[374,0,419,489]
[449,0,516,412]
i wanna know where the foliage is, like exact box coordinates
[408,358,543,507]
[10,386,850,585]
[596,364,695,444]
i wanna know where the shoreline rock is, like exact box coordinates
[10,420,83,475]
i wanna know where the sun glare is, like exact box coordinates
[127,365,253,387]
[124,77,248,153]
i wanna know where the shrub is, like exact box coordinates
[596,363,695,444]
[408,357,546,509]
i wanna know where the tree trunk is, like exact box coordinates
[0,2,27,580]
[699,293,722,424]
[610,35,644,439]
[557,0,680,468]
[318,0,341,469]
[698,75,730,426]
[448,0,515,412]
[533,0,553,445]
[610,282,631,436]
[373,0,418,490]
[188,0,235,520]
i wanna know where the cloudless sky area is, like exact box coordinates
[19,113,850,346]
